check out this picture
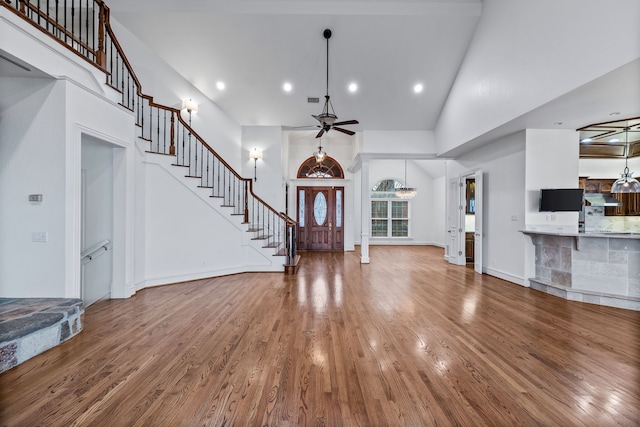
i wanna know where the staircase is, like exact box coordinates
[2,0,298,272]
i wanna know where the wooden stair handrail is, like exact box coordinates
[3,0,298,230]
[101,3,295,225]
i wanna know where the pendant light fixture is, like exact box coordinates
[314,140,327,164]
[611,126,640,193]
[395,159,417,199]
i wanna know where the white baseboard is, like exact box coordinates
[484,267,527,287]
[357,240,444,246]
[135,264,284,292]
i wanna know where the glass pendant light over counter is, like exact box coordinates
[611,126,640,193]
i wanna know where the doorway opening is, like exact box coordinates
[80,136,115,306]
[447,170,483,273]
[464,177,476,263]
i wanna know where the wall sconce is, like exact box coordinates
[249,148,262,181]
[182,98,198,114]
[182,98,198,127]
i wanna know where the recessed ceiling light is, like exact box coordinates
[413,83,423,93]
[554,122,563,126]
[216,81,225,90]
[610,112,621,116]
[581,138,592,143]
[610,138,620,143]
[348,82,358,93]
[283,82,292,92]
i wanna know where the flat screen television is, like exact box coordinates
[539,188,584,212]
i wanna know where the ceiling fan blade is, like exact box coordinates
[315,129,325,138]
[333,127,355,136]
[283,125,320,130]
[333,119,359,126]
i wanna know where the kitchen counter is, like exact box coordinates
[522,230,640,239]
[522,230,640,311]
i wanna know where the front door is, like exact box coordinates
[297,186,344,251]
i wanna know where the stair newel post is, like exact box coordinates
[169,111,175,155]
[287,221,296,266]
[243,180,249,224]
[96,1,106,68]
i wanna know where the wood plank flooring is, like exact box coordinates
[1,246,639,426]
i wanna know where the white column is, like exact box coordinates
[360,159,370,263]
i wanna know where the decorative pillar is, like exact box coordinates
[360,159,370,263]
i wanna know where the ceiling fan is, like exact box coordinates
[306,29,359,138]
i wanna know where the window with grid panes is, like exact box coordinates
[371,179,410,238]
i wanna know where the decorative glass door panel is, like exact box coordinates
[313,192,327,225]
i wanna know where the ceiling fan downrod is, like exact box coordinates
[324,28,331,99]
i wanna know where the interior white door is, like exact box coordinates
[474,170,483,274]
[447,177,462,265]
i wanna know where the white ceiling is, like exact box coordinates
[3,0,636,168]
[104,0,482,132]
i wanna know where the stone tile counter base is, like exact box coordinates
[523,231,640,311]
[0,298,84,373]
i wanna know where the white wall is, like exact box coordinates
[448,132,527,284]
[435,0,640,156]
[109,18,243,171]
[525,129,580,231]
[0,78,66,297]
[362,130,436,154]
[142,158,278,287]
[0,76,135,299]
[241,126,284,210]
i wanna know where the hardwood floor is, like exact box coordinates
[1,246,639,426]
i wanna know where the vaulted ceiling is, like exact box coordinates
[103,0,482,132]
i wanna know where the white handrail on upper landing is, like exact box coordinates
[81,239,111,265]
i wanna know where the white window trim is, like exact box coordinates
[370,198,411,239]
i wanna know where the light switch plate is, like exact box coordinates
[32,232,48,243]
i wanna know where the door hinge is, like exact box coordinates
[458,228,462,233]
[458,251,463,255]
[459,182,464,187]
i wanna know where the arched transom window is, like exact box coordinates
[297,156,344,179]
